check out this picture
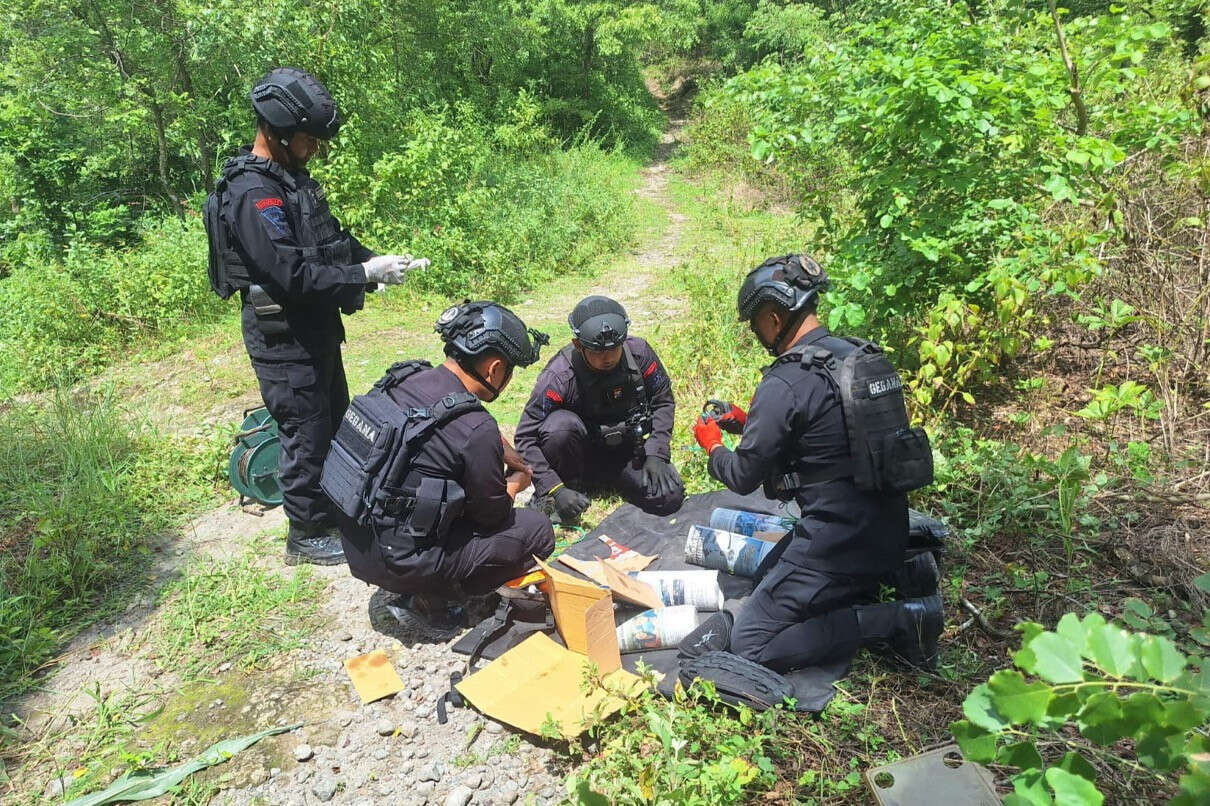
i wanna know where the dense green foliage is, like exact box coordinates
[698,0,1204,415]
[0,0,716,394]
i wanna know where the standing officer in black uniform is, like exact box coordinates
[333,302,556,639]
[692,255,942,673]
[204,67,421,565]
[515,296,684,524]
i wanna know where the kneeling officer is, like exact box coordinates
[692,255,942,672]
[515,296,684,523]
[326,302,556,639]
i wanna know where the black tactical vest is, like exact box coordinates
[203,153,354,301]
[320,361,483,564]
[769,335,933,496]
[562,343,651,437]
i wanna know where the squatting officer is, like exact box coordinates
[204,67,419,565]
[692,255,942,673]
[338,302,556,640]
[515,295,684,524]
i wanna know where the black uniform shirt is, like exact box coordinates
[219,146,374,361]
[514,336,675,496]
[707,326,908,576]
[387,364,512,532]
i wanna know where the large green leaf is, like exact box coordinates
[1055,613,1090,656]
[65,724,299,806]
[963,683,1009,732]
[998,741,1044,771]
[988,669,1052,725]
[1026,632,1085,684]
[1076,692,1130,746]
[1044,767,1104,806]
[1009,768,1054,806]
[1137,634,1186,683]
[950,719,998,763]
[1085,622,1140,679]
[1055,752,1098,783]
[1135,724,1186,771]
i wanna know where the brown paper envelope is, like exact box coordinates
[344,649,405,704]
[454,633,644,738]
[600,560,664,610]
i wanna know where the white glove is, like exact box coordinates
[362,255,410,285]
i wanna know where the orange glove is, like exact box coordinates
[693,414,724,454]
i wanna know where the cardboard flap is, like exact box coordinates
[600,560,664,610]
[344,650,405,704]
[535,556,611,656]
[454,633,644,739]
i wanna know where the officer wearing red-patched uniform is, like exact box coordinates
[204,67,422,565]
[515,296,684,524]
[692,254,942,674]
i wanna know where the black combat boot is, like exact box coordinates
[855,595,944,671]
[385,593,466,642]
[285,522,346,566]
[892,551,940,599]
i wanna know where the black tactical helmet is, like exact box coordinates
[569,295,629,350]
[250,67,343,140]
[736,254,829,322]
[436,301,549,368]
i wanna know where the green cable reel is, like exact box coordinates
[228,407,283,507]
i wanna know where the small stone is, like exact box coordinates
[339,712,354,727]
[217,662,232,672]
[338,630,353,641]
[311,775,338,802]
[294,744,314,762]
[416,780,436,797]
[398,719,418,738]
[375,717,395,736]
[539,786,555,800]
[270,767,281,777]
[445,785,474,806]
[373,747,390,760]
[462,772,482,789]
[418,762,444,782]
[295,767,313,784]
[43,775,72,799]
[485,721,504,735]
[498,782,519,805]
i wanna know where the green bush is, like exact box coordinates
[569,678,785,804]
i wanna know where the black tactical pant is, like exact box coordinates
[341,508,555,596]
[730,560,881,673]
[251,348,348,528]
[537,410,684,516]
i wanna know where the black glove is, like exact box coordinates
[642,456,680,498]
[551,485,591,524]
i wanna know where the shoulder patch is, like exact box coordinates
[545,388,563,405]
[254,197,284,210]
[643,360,658,378]
[259,204,289,235]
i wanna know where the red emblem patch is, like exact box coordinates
[643,360,658,378]
[545,388,563,404]
[255,197,284,210]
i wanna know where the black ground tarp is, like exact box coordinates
[453,489,853,713]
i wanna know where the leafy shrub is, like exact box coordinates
[569,678,785,804]
[715,0,1198,414]
[952,612,1210,805]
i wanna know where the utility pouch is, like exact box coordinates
[880,427,934,493]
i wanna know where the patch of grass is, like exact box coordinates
[152,552,325,680]
[0,389,222,703]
